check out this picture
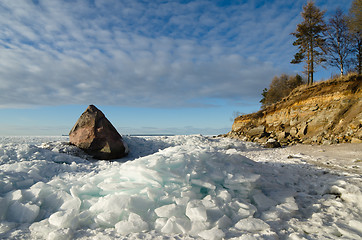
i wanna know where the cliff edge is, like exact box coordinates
[228,74,362,145]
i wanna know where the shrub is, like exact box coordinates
[260,74,305,108]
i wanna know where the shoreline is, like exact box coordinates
[285,143,362,175]
[227,134,362,175]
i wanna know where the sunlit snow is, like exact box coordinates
[0,135,361,239]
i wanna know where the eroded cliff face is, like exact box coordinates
[228,74,362,145]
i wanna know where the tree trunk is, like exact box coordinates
[310,39,314,85]
[341,64,344,76]
[338,37,343,76]
[307,43,311,85]
[358,38,362,75]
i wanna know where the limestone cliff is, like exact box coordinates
[228,74,362,145]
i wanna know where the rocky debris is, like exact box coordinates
[228,74,362,146]
[247,126,266,137]
[264,139,281,148]
[69,105,128,160]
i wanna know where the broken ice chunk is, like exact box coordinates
[128,195,154,216]
[15,179,34,188]
[159,216,191,234]
[228,200,257,219]
[186,200,207,222]
[155,218,167,231]
[7,201,40,223]
[215,215,233,229]
[95,211,125,227]
[29,219,55,239]
[115,213,148,234]
[0,197,8,220]
[48,209,79,229]
[235,217,270,232]
[189,221,210,235]
[262,197,299,220]
[198,227,225,240]
[48,228,73,240]
[277,197,299,212]
[141,187,165,201]
[191,179,216,190]
[60,197,81,211]
[154,203,183,218]
[6,189,23,201]
[216,189,231,203]
[252,191,277,211]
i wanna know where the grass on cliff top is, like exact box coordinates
[293,72,361,92]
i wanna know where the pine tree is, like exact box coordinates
[349,0,362,32]
[325,8,353,76]
[291,1,327,85]
[348,0,362,74]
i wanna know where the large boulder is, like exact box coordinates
[69,105,128,160]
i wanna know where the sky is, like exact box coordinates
[0,0,354,136]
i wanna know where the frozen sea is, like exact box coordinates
[0,135,361,239]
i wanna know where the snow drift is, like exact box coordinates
[0,135,361,239]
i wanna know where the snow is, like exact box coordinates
[0,135,361,239]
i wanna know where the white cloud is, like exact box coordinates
[0,0,354,109]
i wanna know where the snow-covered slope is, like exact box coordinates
[0,135,361,239]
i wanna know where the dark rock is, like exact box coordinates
[69,105,128,160]
[265,139,281,148]
[295,123,308,139]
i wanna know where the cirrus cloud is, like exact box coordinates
[0,0,353,108]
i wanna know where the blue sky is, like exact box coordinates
[0,0,354,136]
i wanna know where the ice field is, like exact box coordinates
[0,135,361,239]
